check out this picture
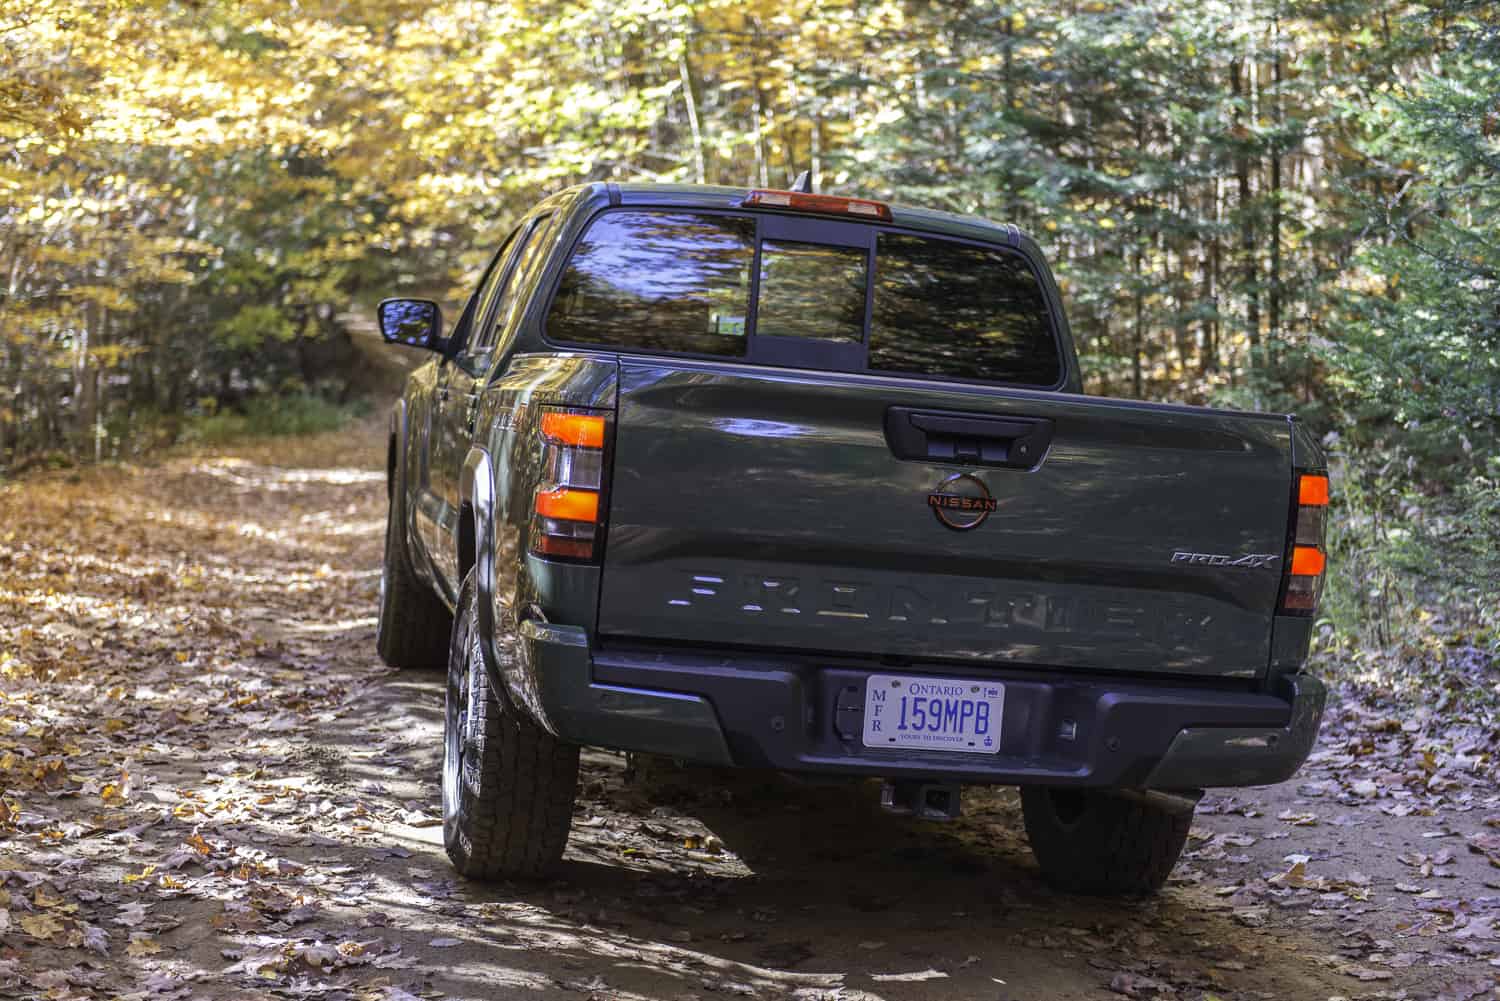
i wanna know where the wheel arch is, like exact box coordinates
[386,435,397,502]
[458,446,500,688]
[387,396,412,542]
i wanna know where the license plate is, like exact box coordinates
[861,674,1004,754]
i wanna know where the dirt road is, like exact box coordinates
[2,423,1496,1000]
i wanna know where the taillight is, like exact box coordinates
[540,412,606,448]
[1280,472,1329,614]
[530,408,607,562]
[741,189,893,222]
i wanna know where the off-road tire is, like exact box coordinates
[1020,787,1192,896]
[442,572,579,879]
[375,473,451,669]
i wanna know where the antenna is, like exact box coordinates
[790,169,813,193]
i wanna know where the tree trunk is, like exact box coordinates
[1133,243,1145,400]
[752,82,769,187]
[1203,180,1221,375]
[77,300,98,460]
[1231,57,1261,372]
[1269,17,1284,360]
[678,50,706,184]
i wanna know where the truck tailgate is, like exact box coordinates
[597,358,1292,679]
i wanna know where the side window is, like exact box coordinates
[451,228,518,353]
[464,224,530,357]
[484,211,560,357]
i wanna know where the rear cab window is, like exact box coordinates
[870,233,1061,387]
[544,207,1063,388]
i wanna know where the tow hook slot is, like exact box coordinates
[880,780,962,821]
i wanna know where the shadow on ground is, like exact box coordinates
[283,660,1358,1001]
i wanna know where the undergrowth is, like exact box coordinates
[183,393,370,445]
[1318,456,1500,711]
[0,393,372,480]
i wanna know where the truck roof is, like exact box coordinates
[603,182,1035,252]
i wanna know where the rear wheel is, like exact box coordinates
[442,571,579,880]
[1020,787,1192,896]
[376,472,450,669]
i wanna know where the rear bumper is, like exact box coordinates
[515,621,1326,789]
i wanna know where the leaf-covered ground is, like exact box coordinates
[1,423,1497,1001]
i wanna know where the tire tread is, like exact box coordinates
[376,483,451,670]
[1020,787,1192,896]
[446,576,578,880]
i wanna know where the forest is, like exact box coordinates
[2,0,1496,669]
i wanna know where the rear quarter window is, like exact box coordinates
[870,233,1062,387]
[547,211,754,356]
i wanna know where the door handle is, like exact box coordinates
[885,407,1054,469]
[907,413,1039,441]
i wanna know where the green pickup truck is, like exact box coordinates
[375,182,1330,895]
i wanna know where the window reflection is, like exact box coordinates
[755,239,867,343]
[548,212,754,355]
[871,234,1061,386]
[380,299,436,344]
[487,214,558,352]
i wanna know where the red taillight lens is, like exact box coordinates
[1279,471,1329,615]
[531,523,596,560]
[742,189,893,222]
[1283,575,1320,611]
[530,408,607,562]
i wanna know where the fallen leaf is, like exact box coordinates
[81,923,109,955]
[126,934,161,957]
[20,913,63,940]
[1270,860,1309,888]
[1233,907,1268,927]
[1278,810,1319,826]
[871,969,948,982]
[1455,914,1498,940]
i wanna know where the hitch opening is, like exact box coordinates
[880,780,963,821]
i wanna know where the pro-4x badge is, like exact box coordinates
[927,473,997,531]
[1171,551,1281,569]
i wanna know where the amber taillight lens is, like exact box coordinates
[529,409,607,562]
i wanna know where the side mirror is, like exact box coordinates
[377,298,444,351]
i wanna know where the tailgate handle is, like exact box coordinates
[886,407,1054,469]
